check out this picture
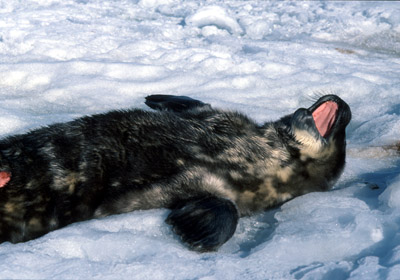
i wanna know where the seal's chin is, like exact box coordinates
[312,101,338,138]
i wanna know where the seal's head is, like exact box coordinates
[291,95,351,144]
[281,94,352,191]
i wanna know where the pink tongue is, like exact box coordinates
[312,101,338,137]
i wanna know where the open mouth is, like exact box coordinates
[312,101,338,138]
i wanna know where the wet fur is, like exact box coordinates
[0,94,351,251]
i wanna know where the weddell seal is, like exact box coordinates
[0,94,351,252]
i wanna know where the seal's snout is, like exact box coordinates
[312,101,338,138]
[308,95,351,138]
[290,94,351,145]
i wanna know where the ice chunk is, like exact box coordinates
[348,257,383,279]
[379,175,400,209]
[253,192,385,264]
[185,6,243,35]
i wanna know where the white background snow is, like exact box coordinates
[1,0,400,279]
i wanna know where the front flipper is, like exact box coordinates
[166,196,239,252]
[145,95,210,113]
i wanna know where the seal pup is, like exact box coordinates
[0,94,351,252]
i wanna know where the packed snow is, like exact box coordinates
[1,0,400,279]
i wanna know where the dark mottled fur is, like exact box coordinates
[0,94,351,251]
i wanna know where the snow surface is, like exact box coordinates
[1,0,400,279]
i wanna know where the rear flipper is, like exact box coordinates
[145,95,210,113]
[166,196,239,252]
